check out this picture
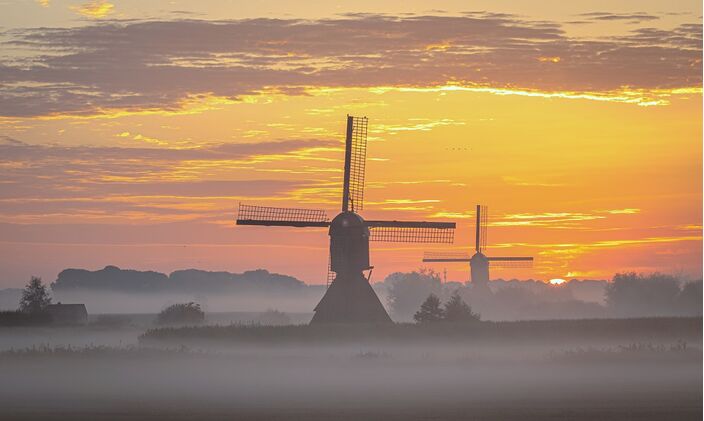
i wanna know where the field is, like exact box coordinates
[0,316,701,420]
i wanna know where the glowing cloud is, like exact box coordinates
[70,1,114,18]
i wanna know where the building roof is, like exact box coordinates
[46,303,88,321]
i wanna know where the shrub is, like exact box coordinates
[413,294,444,323]
[156,302,205,326]
[255,309,291,326]
[443,291,480,322]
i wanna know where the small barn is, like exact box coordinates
[46,303,88,325]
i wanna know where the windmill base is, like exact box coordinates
[310,272,392,324]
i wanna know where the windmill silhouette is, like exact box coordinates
[237,116,456,324]
[423,205,532,291]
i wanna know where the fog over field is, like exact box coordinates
[0,318,700,420]
[1,266,700,419]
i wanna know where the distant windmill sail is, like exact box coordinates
[423,251,471,262]
[422,204,533,286]
[474,204,488,252]
[236,116,456,324]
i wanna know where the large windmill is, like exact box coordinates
[237,116,456,324]
[423,205,532,291]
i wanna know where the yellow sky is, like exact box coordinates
[0,1,701,286]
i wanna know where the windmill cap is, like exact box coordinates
[329,211,369,235]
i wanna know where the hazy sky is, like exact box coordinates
[0,1,701,287]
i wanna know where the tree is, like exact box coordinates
[156,302,205,325]
[386,268,442,321]
[413,294,444,323]
[605,272,680,317]
[443,291,480,322]
[19,276,52,314]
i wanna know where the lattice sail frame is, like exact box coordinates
[369,226,455,243]
[476,205,489,253]
[488,257,534,268]
[480,205,488,252]
[237,203,329,226]
[347,116,368,212]
[422,251,471,262]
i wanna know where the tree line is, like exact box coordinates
[383,269,702,321]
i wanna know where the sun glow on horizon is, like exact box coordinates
[549,278,566,285]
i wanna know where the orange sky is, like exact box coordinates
[0,1,701,287]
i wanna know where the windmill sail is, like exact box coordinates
[475,204,488,252]
[366,220,455,243]
[422,251,471,262]
[236,203,329,227]
[488,256,534,268]
[341,115,368,213]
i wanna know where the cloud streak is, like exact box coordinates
[0,137,337,223]
[70,1,115,19]
[1,13,700,117]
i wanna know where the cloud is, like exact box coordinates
[36,0,51,7]
[578,12,661,24]
[491,212,607,227]
[606,208,640,214]
[70,1,114,19]
[429,208,642,228]
[0,137,336,224]
[372,119,465,134]
[0,14,700,117]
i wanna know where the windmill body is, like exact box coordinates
[311,211,390,323]
[237,116,456,324]
[423,205,532,291]
[469,252,490,289]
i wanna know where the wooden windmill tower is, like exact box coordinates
[423,205,532,291]
[237,116,456,324]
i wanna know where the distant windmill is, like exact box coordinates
[237,116,456,324]
[423,205,532,290]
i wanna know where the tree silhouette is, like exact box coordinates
[156,302,205,325]
[605,272,680,317]
[19,276,52,314]
[443,291,480,322]
[413,293,444,323]
[387,269,442,321]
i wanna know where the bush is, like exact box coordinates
[443,291,480,322]
[156,302,205,326]
[413,292,480,324]
[255,309,291,326]
[413,294,444,323]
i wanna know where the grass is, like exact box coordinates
[139,317,702,345]
[550,341,700,363]
[0,345,203,360]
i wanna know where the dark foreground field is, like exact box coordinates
[0,317,701,420]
